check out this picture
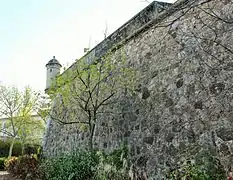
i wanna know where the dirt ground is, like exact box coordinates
[0,171,20,180]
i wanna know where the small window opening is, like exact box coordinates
[50,69,52,72]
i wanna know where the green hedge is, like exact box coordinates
[39,146,129,180]
[0,139,40,157]
[0,139,22,157]
[0,157,6,169]
[39,151,100,180]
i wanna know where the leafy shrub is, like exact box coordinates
[0,139,22,157]
[95,165,129,180]
[16,155,40,180]
[95,156,129,180]
[105,145,128,170]
[0,139,40,157]
[39,146,130,180]
[5,155,40,180]
[4,156,18,174]
[167,162,210,180]
[39,151,99,180]
[23,144,41,155]
[0,157,7,170]
[195,151,226,180]
[166,157,226,180]
[94,145,129,180]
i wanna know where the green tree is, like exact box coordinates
[17,88,46,154]
[0,85,45,157]
[49,50,137,149]
[36,93,51,123]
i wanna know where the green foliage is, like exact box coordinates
[0,85,46,157]
[195,151,226,180]
[36,94,51,122]
[167,161,211,180]
[95,146,129,180]
[5,155,40,180]
[4,156,18,174]
[166,155,226,180]
[39,151,100,180]
[49,48,137,149]
[23,144,41,155]
[0,139,41,157]
[104,145,128,170]
[0,157,6,169]
[17,115,45,145]
[0,139,22,157]
[39,147,130,180]
[95,164,129,180]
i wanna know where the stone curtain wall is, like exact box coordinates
[43,0,233,178]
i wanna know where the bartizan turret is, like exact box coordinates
[45,56,62,93]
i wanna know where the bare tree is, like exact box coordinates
[48,50,137,149]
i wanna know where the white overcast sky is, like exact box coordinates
[0,0,176,92]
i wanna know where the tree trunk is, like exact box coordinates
[88,123,96,150]
[21,143,25,155]
[88,124,93,150]
[8,139,15,158]
[89,136,93,150]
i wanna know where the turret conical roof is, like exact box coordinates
[46,56,62,67]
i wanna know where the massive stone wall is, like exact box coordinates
[43,0,233,178]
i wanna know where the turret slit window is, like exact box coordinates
[50,69,52,72]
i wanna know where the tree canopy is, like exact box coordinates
[48,49,137,149]
[0,85,46,157]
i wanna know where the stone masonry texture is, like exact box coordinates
[43,0,233,178]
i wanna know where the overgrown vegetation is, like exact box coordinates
[3,146,129,179]
[94,145,129,180]
[0,139,40,157]
[0,157,6,170]
[0,139,41,170]
[39,151,99,180]
[166,154,226,180]
[3,146,228,180]
[167,161,211,180]
[0,139,22,157]
[39,146,129,180]
[5,155,40,180]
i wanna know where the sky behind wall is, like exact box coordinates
[0,0,176,92]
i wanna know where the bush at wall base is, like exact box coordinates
[4,155,40,180]
[4,146,137,180]
[39,151,99,180]
[39,147,129,180]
